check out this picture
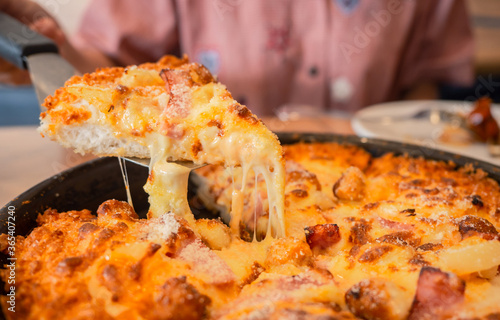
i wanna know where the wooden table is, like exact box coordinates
[0,117,353,207]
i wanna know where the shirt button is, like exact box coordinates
[309,66,319,77]
[330,77,354,103]
[237,96,247,105]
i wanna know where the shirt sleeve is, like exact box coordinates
[397,0,474,92]
[72,0,179,66]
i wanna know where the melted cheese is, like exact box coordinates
[39,56,286,239]
[141,124,285,239]
[35,56,500,318]
[7,142,500,319]
[144,159,193,223]
[193,142,500,319]
[117,157,134,207]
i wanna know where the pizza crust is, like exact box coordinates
[38,55,286,237]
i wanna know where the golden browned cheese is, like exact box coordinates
[1,201,230,320]
[194,142,500,319]
[3,142,500,319]
[38,55,286,237]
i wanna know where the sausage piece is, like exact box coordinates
[305,224,341,255]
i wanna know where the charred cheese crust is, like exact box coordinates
[3,142,500,319]
[38,56,285,237]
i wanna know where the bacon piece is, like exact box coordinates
[161,68,192,88]
[161,71,191,119]
[304,224,341,254]
[378,217,414,231]
[408,267,465,320]
[161,64,214,90]
[160,64,215,119]
[333,166,366,201]
[457,215,499,240]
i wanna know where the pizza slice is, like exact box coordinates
[38,55,285,238]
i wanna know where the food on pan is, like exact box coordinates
[3,142,500,319]
[38,55,285,237]
[3,56,500,319]
[467,97,499,142]
[438,97,499,146]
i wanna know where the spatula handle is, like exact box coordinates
[0,12,58,69]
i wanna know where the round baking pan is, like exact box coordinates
[1,133,500,319]
[3,133,500,235]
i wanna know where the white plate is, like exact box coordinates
[351,100,500,165]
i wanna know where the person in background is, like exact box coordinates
[1,0,474,117]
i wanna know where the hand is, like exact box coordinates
[29,16,66,47]
[0,58,31,85]
[0,0,67,46]
[0,0,114,76]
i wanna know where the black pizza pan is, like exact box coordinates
[3,132,500,237]
[1,133,500,319]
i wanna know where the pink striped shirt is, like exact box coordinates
[73,0,474,116]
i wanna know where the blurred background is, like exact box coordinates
[440,0,500,104]
[1,0,499,126]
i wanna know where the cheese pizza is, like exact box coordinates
[2,55,500,319]
[195,142,500,319]
[3,142,500,319]
[38,56,285,237]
